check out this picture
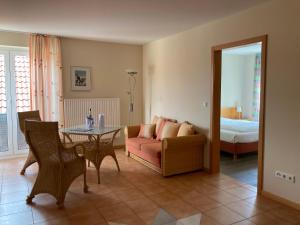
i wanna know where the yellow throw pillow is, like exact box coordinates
[177,122,194,136]
[159,121,180,140]
[138,124,155,139]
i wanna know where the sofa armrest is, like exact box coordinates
[124,125,140,139]
[124,125,140,156]
[163,135,206,149]
[161,134,206,176]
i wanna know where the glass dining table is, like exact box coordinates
[60,125,121,184]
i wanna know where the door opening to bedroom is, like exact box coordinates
[219,43,262,188]
[210,35,267,193]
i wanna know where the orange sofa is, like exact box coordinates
[124,123,206,176]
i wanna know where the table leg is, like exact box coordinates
[63,133,73,144]
[111,151,120,171]
[96,168,100,184]
[85,132,121,184]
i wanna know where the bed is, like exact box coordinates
[220,107,259,160]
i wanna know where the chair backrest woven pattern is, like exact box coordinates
[24,120,62,164]
[18,110,41,134]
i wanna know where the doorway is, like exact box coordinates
[0,47,31,157]
[210,35,267,193]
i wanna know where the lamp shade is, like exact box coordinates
[126,69,137,76]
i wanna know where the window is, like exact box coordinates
[252,53,261,121]
[0,47,31,156]
[15,55,31,112]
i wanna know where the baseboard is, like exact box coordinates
[0,154,27,161]
[114,144,125,150]
[262,190,300,210]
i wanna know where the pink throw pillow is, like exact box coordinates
[156,119,167,140]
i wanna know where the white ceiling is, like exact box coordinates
[223,43,262,55]
[0,0,270,44]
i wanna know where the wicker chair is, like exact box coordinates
[18,110,41,175]
[24,120,88,207]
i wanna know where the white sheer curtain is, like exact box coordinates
[29,34,64,126]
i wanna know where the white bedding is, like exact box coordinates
[220,118,259,143]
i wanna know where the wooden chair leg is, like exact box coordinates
[20,154,36,175]
[26,177,40,204]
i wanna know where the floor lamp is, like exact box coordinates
[126,69,137,125]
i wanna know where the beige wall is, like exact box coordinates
[0,31,143,134]
[143,0,300,204]
[61,38,143,127]
[0,30,29,47]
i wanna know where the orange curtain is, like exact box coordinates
[29,34,64,127]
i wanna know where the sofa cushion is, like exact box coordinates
[177,122,194,136]
[126,137,159,150]
[138,124,155,139]
[158,121,180,140]
[140,143,162,167]
[153,116,178,137]
[141,143,162,158]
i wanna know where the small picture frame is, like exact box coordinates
[71,66,91,91]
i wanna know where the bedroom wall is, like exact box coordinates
[221,54,243,108]
[221,53,256,120]
[143,0,300,204]
[241,54,256,120]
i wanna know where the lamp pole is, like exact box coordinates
[126,70,137,125]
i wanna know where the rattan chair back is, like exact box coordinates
[18,110,41,134]
[24,120,62,164]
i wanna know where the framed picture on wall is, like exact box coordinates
[71,66,91,91]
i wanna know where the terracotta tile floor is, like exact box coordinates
[0,150,300,225]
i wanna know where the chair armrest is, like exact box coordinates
[161,135,206,176]
[63,143,86,158]
[124,125,140,139]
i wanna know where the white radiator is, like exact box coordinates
[63,98,120,141]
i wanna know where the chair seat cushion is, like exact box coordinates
[126,137,159,150]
